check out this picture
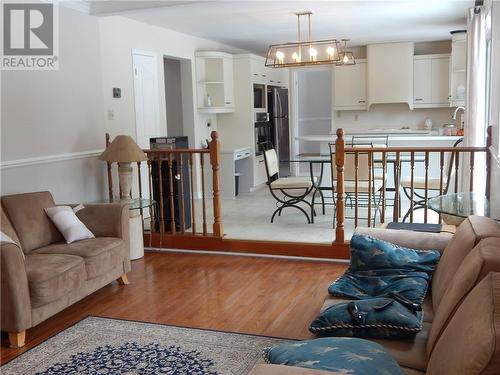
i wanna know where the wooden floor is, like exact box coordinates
[1,250,346,364]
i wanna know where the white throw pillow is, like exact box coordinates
[45,206,95,244]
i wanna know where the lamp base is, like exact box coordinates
[118,162,133,201]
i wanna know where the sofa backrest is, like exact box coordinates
[431,215,500,310]
[1,191,63,253]
[426,272,500,375]
[426,237,500,356]
[0,204,21,247]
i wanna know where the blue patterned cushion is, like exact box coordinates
[309,298,423,339]
[263,337,404,375]
[329,234,440,305]
[349,234,441,273]
[329,269,431,305]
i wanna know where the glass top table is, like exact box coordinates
[92,198,156,211]
[428,192,494,219]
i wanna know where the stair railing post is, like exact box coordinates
[209,131,224,238]
[335,128,345,243]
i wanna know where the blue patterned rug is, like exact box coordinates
[2,316,287,374]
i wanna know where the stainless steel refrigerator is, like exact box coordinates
[268,86,290,177]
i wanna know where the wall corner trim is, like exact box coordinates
[0,149,103,170]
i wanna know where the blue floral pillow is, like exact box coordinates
[329,269,431,305]
[349,234,441,273]
[263,337,404,375]
[309,298,423,339]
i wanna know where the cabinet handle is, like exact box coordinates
[415,98,423,101]
[253,73,259,76]
[262,74,267,77]
[270,80,274,82]
[236,154,243,158]
[358,100,365,103]
[259,160,264,163]
[225,102,231,105]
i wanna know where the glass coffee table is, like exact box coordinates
[428,192,494,225]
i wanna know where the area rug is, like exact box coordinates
[2,316,289,374]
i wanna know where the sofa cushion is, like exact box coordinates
[347,234,441,274]
[45,206,95,243]
[1,191,63,253]
[33,237,126,279]
[427,273,500,375]
[310,298,423,339]
[427,238,500,356]
[432,215,500,310]
[264,337,404,375]
[25,253,86,308]
[372,322,430,372]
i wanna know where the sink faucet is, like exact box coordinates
[452,106,465,120]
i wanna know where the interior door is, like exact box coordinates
[132,49,161,200]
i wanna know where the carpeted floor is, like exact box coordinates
[2,316,288,374]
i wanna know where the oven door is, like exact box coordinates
[255,122,272,156]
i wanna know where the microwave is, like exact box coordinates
[253,83,266,109]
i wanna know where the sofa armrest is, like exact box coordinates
[355,227,452,252]
[76,203,129,241]
[249,365,343,375]
[1,243,32,332]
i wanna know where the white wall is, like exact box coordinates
[1,5,107,202]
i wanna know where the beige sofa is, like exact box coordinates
[1,191,131,348]
[252,216,500,375]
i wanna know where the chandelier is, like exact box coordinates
[265,11,355,68]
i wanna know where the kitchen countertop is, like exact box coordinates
[296,133,463,142]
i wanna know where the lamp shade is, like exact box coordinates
[99,135,147,163]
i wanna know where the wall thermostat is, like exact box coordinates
[113,88,121,98]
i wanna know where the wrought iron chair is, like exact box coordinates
[263,148,317,224]
[401,138,463,222]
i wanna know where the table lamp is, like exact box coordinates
[99,135,147,201]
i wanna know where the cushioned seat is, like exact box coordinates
[270,176,317,189]
[401,176,447,190]
[33,237,126,280]
[25,254,86,308]
[333,179,384,193]
[372,322,430,372]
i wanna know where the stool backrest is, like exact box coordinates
[264,149,279,181]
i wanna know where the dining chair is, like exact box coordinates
[263,148,317,224]
[329,143,386,226]
[401,138,463,222]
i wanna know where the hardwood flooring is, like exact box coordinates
[1,250,346,364]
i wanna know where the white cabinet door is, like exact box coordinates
[253,155,267,187]
[431,57,450,104]
[223,57,234,108]
[333,60,367,110]
[413,59,432,104]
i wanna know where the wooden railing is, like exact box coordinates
[333,127,492,243]
[138,131,223,247]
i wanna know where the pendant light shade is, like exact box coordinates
[265,12,355,68]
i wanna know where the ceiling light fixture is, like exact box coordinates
[265,11,355,68]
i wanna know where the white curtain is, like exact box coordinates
[463,6,488,192]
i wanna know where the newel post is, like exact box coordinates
[335,128,345,243]
[209,131,224,238]
[105,133,114,202]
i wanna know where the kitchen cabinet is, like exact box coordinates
[449,31,466,107]
[333,59,367,110]
[413,54,450,108]
[250,56,288,87]
[195,51,235,114]
[253,154,268,187]
[367,42,414,109]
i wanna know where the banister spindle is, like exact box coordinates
[167,153,176,234]
[424,151,429,223]
[410,152,415,223]
[367,152,372,227]
[439,151,444,223]
[469,151,475,192]
[354,152,359,228]
[381,151,386,224]
[189,153,196,235]
[179,154,186,234]
[200,153,207,236]
[393,152,400,222]
[157,152,165,247]
[454,151,459,193]
[147,156,154,247]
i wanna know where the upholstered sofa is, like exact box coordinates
[251,216,500,374]
[1,191,131,348]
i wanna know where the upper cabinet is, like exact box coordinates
[250,56,288,87]
[195,51,235,114]
[367,42,414,109]
[413,54,450,108]
[333,59,367,110]
[449,31,466,107]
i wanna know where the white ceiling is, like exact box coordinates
[89,1,471,55]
